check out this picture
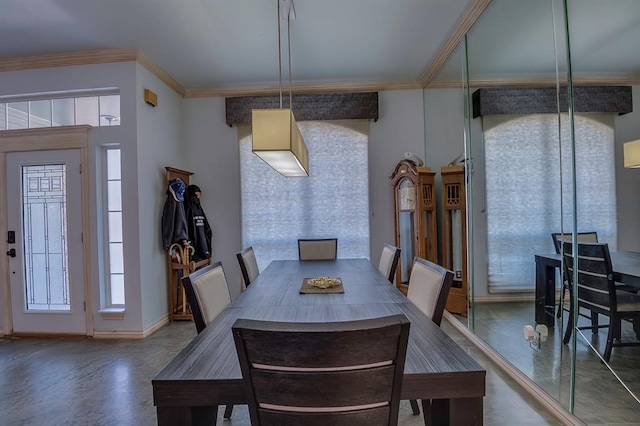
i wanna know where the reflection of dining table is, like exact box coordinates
[152,258,486,425]
[535,251,640,327]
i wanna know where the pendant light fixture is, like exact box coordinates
[624,139,640,168]
[251,0,309,177]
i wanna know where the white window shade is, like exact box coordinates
[240,120,370,271]
[484,113,616,292]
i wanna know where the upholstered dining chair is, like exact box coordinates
[297,238,338,261]
[378,243,401,284]
[561,242,640,362]
[181,261,235,418]
[551,232,598,318]
[237,246,260,290]
[405,256,454,420]
[232,314,410,426]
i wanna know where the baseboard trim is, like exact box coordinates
[443,311,585,426]
[474,290,561,303]
[93,314,170,339]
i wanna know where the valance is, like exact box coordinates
[472,86,632,118]
[225,92,378,126]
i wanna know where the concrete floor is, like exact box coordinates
[0,317,566,426]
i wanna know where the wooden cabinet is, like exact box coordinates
[390,160,437,294]
[441,165,467,315]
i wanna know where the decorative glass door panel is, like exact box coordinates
[7,150,85,334]
[22,164,70,311]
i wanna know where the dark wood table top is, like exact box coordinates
[153,259,486,406]
[536,251,640,288]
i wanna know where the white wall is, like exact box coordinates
[182,98,243,298]
[135,64,185,330]
[369,90,427,267]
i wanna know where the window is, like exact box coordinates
[484,113,616,291]
[0,90,120,131]
[103,147,125,306]
[240,120,370,270]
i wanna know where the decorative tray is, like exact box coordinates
[300,277,344,294]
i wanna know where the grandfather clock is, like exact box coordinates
[441,165,468,315]
[390,160,437,294]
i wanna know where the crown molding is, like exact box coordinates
[427,75,640,89]
[420,0,493,86]
[0,49,139,73]
[184,80,423,98]
[135,51,185,96]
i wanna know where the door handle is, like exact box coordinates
[6,248,16,258]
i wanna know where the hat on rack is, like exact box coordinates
[168,178,186,202]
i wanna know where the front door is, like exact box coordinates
[6,149,86,334]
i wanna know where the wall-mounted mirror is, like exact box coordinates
[429,0,640,422]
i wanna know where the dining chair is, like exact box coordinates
[232,314,410,426]
[405,256,454,421]
[181,261,235,418]
[237,246,260,290]
[378,243,401,284]
[561,242,640,362]
[551,232,598,319]
[297,238,338,261]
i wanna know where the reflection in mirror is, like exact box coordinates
[566,0,640,421]
[431,0,640,422]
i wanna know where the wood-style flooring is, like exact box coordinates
[465,301,640,425]
[0,317,563,426]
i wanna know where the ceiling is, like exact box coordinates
[0,0,478,91]
[1,0,637,94]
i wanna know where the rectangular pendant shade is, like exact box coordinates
[251,108,309,177]
[624,140,640,168]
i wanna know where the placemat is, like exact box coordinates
[299,277,344,294]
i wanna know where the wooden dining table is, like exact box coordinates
[152,258,486,425]
[535,251,640,327]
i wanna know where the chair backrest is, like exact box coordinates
[406,257,454,326]
[182,261,232,334]
[551,232,598,254]
[232,314,410,426]
[562,242,616,314]
[237,246,260,288]
[378,243,401,283]
[297,238,338,261]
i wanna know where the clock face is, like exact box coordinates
[398,180,415,210]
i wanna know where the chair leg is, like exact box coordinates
[557,285,566,318]
[223,404,233,419]
[634,318,640,340]
[603,320,615,363]
[410,399,420,415]
[591,311,599,335]
[421,399,432,426]
[563,302,574,344]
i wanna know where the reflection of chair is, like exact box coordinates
[237,246,259,289]
[406,257,454,419]
[551,232,598,318]
[378,243,401,283]
[297,238,338,260]
[562,242,640,362]
[182,261,235,418]
[232,315,410,426]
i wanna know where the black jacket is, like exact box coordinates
[161,178,189,251]
[183,185,212,261]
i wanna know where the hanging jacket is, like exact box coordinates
[161,178,189,251]
[183,185,213,261]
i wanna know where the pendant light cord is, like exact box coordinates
[277,0,282,109]
[288,16,292,110]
